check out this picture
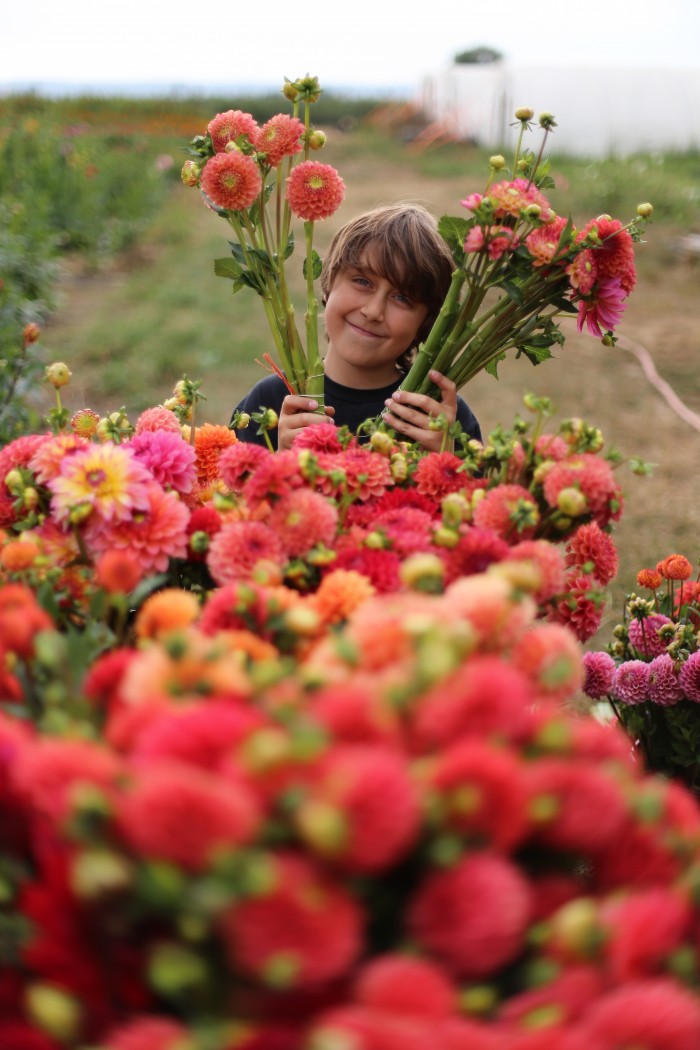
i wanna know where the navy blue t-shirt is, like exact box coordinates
[232,374,481,451]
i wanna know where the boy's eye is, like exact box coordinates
[394,292,413,306]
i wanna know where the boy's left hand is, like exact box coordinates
[381,370,457,452]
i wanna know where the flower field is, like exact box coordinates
[2,87,700,1048]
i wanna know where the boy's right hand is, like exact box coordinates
[277,395,335,450]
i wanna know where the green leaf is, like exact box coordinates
[518,344,555,366]
[438,215,470,257]
[214,257,243,280]
[501,279,525,307]
[283,232,295,261]
[303,249,323,281]
[484,353,506,378]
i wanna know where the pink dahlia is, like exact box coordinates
[286,160,346,221]
[117,764,260,872]
[242,450,304,502]
[291,421,345,453]
[525,216,569,267]
[465,224,519,261]
[207,108,258,152]
[330,545,402,593]
[648,653,684,705]
[206,520,285,585]
[374,507,434,557]
[355,954,457,1018]
[612,660,652,704]
[127,430,196,495]
[579,215,637,294]
[565,521,619,585]
[577,276,627,337]
[511,622,583,702]
[409,852,533,979]
[85,481,190,573]
[576,979,700,1050]
[134,405,182,436]
[298,745,421,873]
[567,248,598,295]
[679,651,700,703]
[551,573,604,643]
[628,614,673,659]
[442,526,509,585]
[200,151,262,212]
[218,441,270,492]
[100,1017,191,1050]
[322,448,392,501]
[0,433,51,526]
[28,432,89,484]
[220,852,363,987]
[49,443,152,525]
[255,113,304,166]
[414,452,469,499]
[508,539,566,602]
[542,453,622,527]
[267,488,338,557]
[472,483,540,541]
[582,650,616,699]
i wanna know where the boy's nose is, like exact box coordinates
[361,291,385,321]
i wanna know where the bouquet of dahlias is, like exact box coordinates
[582,553,700,791]
[182,75,346,400]
[386,110,653,420]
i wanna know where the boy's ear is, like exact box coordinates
[321,297,327,306]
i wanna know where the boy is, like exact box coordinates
[232,203,481,451]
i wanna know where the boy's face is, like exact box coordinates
[323,251,429,389]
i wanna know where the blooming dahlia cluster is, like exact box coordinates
[3,570,700,1048]
[582,552,700,789]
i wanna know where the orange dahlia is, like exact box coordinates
[311,569,377,626]
[134,588,201,640]
[200,152,262,212]
[286,160,346,221]
[656,553,694,581]
[207,108,258,152]
[194,423,238,486]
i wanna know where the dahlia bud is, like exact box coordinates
[307,129,327,150]
[45,361,72,388]
[556,487,588,517]
[523,203,542,219]
[241,728,292,772]
[4,469,23,495]
[489,154,506,170]
[364,530,388,550]
[283,604,321,635]
[295,75,322,103]
[369,430,394,455]
[189,530,211,555]
[400,552,445,593]
[282,78,300,101]
[25,983,82,1043]
[515,106,535,121]
[636,202,653,218]
[538,112,557,130]
[390,454,407,482]
[23,322,41,345]
[259,408,279,431]
[68,502,93,525]
[148,942,208,995]
[441,491,470,527]
[432,526,460,549]
[232,411,251,430]
[180,159,201,186]
[71,848,134,899]
[22,487,39,511]
[548,898,602,959]
[297,800,347,855]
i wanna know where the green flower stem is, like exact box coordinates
[397,268,468,395]
[303,220,324,399]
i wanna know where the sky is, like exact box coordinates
[3,0,700,95]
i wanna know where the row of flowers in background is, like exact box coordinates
[4,366,700,1047]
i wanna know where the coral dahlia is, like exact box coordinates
[207,108,258,152]
[286,161,346,221]
[255,113,305,166]
[200,151,262,212]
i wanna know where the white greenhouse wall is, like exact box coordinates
[418,63,700,156]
